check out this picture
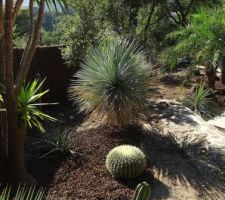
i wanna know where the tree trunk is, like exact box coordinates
[3,0,27,183]
[206,66,216,89]
[5,124,27,183]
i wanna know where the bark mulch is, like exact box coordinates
[27,125,154,200]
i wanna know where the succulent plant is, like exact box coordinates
[106,145,146,178]
[69,36,151,126]
[132,182,151,200]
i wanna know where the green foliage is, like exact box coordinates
[184,83,221,120]
[69,37,151,126]
[132,182,151,200]
[0,185,44,200]
[18,79,56,132]
[161,8,225,71]
[56,0,107,67]
[106,145,146,179]
[30,128,74,158]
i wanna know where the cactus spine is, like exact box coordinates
[132,182,151,200]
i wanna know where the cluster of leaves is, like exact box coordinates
[161,7,225,71]
[55,0,224,67]
[0,79,56,132]
[18,79,56,132]
[69,36,151,126]
[0,185,44,200]
[183,83,221,120]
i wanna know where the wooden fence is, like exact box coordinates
[13,46,76,104]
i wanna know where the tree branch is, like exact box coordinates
[0,0,4,88]
[12,0,24,24]
[15,0,45,94]
[185,0,195,16]
[143,2,156,43]
[0,0,3,40]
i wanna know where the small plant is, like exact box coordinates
[30,128,74,159]
[132,182,151,200]
[0,185,45,200]
[183,83,221,119]
[106,145,146,179]
[18,79,57,132]
[69,36,151,126]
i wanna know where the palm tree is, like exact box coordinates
[161,8,225,88]
[0,0,67,183]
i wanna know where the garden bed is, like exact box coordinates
[25,104,225,199]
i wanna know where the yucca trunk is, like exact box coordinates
[206,65,216,89]
[0,0,47,183]
[2,0,27,183]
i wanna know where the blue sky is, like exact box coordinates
[23,0,29,6]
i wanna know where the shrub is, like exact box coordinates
[106,145,146,178]
[69,37,151,126]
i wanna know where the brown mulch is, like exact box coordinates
[26,125,154,200]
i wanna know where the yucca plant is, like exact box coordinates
[0,185,45,200]
[69,37,151,126]
[18,79,56,132]
[0,79,56,132]
[184,83,221,119]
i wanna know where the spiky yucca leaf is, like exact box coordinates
[18,79,57,132]
[0,186,44,200]
[69,37,151,126]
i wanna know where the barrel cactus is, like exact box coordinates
[106,145,146,178]
[132,182,151,200]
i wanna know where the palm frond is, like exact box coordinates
[35,0,68,13]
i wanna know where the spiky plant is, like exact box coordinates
[0,79,56,132]
[69,37,151,126]
[29,128,74,159]
[0,185,45,200]
[106,145,146,179]
[184,83,221,119]
[18,79,56,132]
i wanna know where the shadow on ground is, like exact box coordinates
[134,128,225,200]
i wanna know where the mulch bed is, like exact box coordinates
[26,125,154,200]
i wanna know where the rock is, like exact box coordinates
[148,99,225,162]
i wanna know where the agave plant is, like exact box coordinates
[17,79,56,132]
[69,37,151,126]
[184,83,220,119]
[0,185,44,200]
[29,128,74,159]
